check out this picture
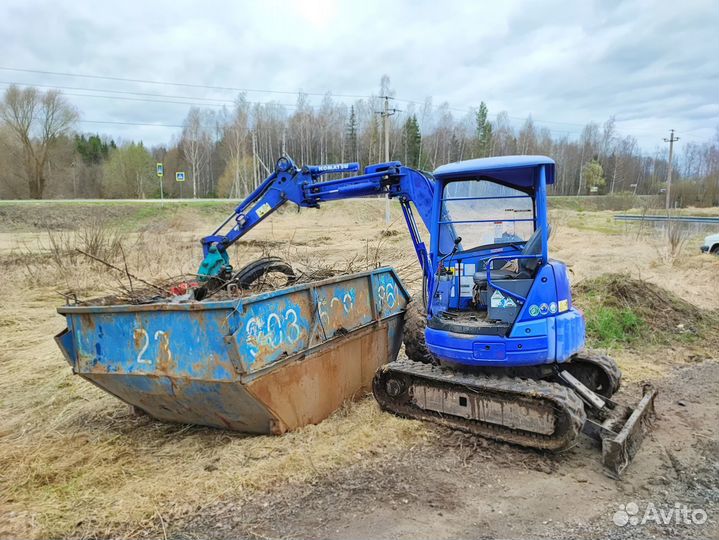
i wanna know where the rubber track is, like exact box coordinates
[373,359,586,451]
[569,350,622,396]
[402,301,435,365]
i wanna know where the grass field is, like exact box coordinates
[1,199,718,539]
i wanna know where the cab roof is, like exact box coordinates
[433,155,555,188]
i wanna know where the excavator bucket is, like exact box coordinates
[582,384,657,478]
[55,268,408,434]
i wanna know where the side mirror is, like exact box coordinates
[451,236,463,255]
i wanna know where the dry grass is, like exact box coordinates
[0,283,430,539]
[653,215,691,264]
[550,208,719,311]
[551,210,719,382]
[1,200,717,538]
[0,201,428,539]
[10,202,423,305]
[574,273,719,382]
[575,273,715,337]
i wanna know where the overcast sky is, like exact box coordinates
[2,0,717,153]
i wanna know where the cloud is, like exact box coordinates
[0,0,716,151]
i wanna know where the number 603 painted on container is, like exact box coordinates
[245,308,302,359]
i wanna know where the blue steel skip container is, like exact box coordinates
[55,267,409,434]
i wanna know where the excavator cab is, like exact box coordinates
[423,156,585,368]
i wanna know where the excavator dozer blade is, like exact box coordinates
[601,386,657,478]
[583,384,657,478]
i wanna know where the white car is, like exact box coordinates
[701,233,719,255]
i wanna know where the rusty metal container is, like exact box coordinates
[55,268,408,434]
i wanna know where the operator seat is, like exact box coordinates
[472,225,549,287]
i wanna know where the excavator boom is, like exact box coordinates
[198,156,436,284]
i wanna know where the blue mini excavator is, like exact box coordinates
[197,155,656,477]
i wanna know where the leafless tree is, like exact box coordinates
[576,122,600,196]
[180,107,213,198]
[0,85,78,198]
[1,81,718,205]
[492,112,516,156]
[221,95,251,197]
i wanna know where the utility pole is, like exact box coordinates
[381,96,398,163]
[664,129,679,209]
[576,144,586,196]
[376,96,399,224]
[251,130,258,189]
[71,160,77,198]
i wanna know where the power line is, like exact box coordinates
[1,68,711,145]
[0,80,238,103]
[393,97,716,141]
[0,82,298,109]
[0,65,592,132]
[0,79,580,138]
[1,65,708,139]
[392,95,590,129]
[79,119,185,128]
[64,91,295,110]
[0,67,668,139]
[0,66,372,100]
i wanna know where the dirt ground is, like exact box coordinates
[181,361,719,540]
[0,200,718,539]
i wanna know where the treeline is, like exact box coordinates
[0,79,717,206]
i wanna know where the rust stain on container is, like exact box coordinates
[247,324,388,432]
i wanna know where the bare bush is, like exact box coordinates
[76,217,128,261]
[19,218,135,289]
[654,214,689,264]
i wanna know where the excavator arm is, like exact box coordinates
[198,156,436,284]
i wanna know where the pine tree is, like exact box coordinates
[450,131,461,163]
[75,134,112,165]
[582,158,606,193]
[475,101,493,157]
[346,106,358,162]
[403,114,421,168]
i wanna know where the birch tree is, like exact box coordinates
[221,95,251,197]
[181,107,212,198]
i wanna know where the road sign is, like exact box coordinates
[156,163,164,177]
[176,171,185,182]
